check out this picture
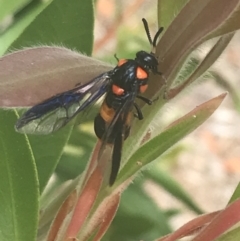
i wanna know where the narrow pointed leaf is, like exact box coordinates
[156,211,220,241]
[118,93,227,185]
[168,33,235,98]
[47,190,77,241]
[193,199,240,241]
[87,193,121,241]
[69,142,118,240]
[65,168,103,239]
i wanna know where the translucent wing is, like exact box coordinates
[15,72,111,134]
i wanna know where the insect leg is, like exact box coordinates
[133,102,143,120]
[136,95,152,105]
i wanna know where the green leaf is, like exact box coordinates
[38,175,78,232]
[56,124,97,179]
[144,168,203,214]
[117,93,227,185]
[28,125,74,193]
[0,0,31,22]
[0,1,51,55]
[9,0,94,54]
[157,0,189,28]
[228,182,240,204]
[0,109,39,241]
[168,33,235,99]
[104,182,171,241]
[215,226,240,241]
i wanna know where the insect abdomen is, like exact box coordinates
[94,102,131,144]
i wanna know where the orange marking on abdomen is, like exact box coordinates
[100,102,116,123]
[112,84,124,95]
[136,67,148,79]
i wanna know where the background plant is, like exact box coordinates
[0,0,240,241]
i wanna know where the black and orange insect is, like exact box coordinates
[15,19,164,185]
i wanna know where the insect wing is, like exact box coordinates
[109,117,124,186]
[15,73,111,134]
[98,90,137,185]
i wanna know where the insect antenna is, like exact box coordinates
[153,26,164,47]
[142,18,153,45]
[142,18,164,54]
